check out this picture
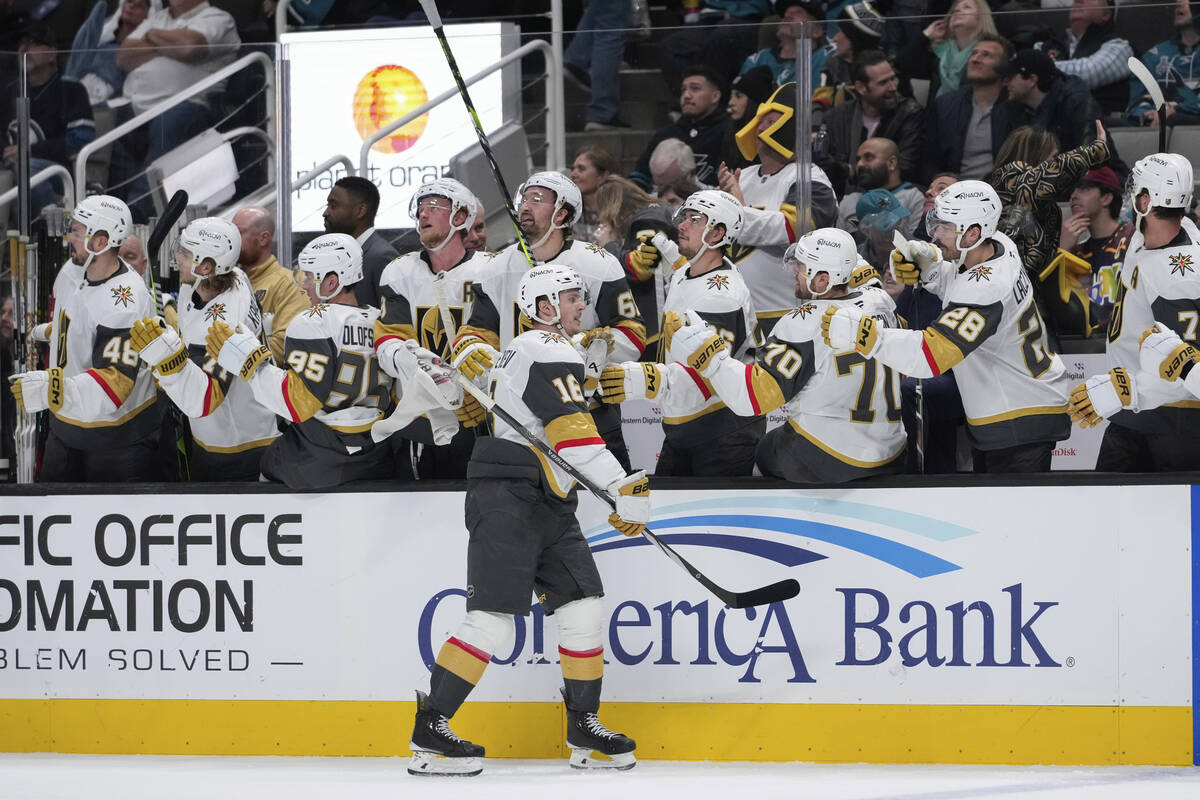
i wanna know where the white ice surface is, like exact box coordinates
[1,755,1199,800]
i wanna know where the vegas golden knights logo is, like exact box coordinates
[417,305,464,356]
[512,303,535,338]
[56,311,71,368]
[727,242,757,264]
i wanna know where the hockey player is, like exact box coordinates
[719,81,838,333]
[206,234,458,489]
[375,178,492,478]
[232,206,313,362]
[1065,153,1200,470]
[598,189,764,475]
[129,217,278,481]
[452,170,646,469]
[822,180,1071,472]
[409,265,646,777]
[9,195,160,481]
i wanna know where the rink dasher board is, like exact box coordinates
[0,485,1194,766]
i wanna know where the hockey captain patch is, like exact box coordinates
[110,286,135,307]
[1169,253,1194,277]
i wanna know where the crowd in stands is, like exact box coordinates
[5,0,1200,484]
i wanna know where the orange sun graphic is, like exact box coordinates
[353,65,430,154]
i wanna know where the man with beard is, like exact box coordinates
[836,137,925,235]
[453,171,646,470]
[9,195,160,481]
[599,190,763,477]
[825,51,924,190]
[322,176,398,309]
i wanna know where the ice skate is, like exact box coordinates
[407,690,485,777]
[563,691,636,770]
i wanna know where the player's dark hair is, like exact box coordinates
[1153,205,1187,221]
[334,176,381,221]
[977,32,1014,63]
[206,270,237,295]
[682,65,727,100]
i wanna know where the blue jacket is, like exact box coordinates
[1128,37,1200,119]
[922,84,1021,184]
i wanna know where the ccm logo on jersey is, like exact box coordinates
[48,369,64,407]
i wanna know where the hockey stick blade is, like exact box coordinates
[149,189,188,265]
[455,374,799,607]
[1128,56,1167,152]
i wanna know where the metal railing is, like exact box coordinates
[72,51,276,205]
[358,38,563,177]
[0,164,75,213]
[293,154,356,191]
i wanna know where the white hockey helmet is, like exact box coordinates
[177,217,240,284]
[673,189,744,252]
[408,178,480,251]
[785,227,858,296]
[517,263,584,327]
[517,171,583,228]
[1127,153,1193,217]
[925,179,1000,262]
[72,194,131,253]
[298,233,363,301]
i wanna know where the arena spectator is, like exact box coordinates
[740,1,827,90]
[990,123,1111,298]
[464,202,488,252]
[923,33,1019,182]
[631,67,731,190]
[659,1,770,111]
[648,138,699,192]
[825,51,924,189]
[1029,0,1133,115]
[65,0,157,106]
[570,145,616,242]
[1,22,95,219]
[1128,0,1200,126]
[563,0,629,131]
[814,1,886,122]
[723,66,774,170]
[321,176,398,309]
[1040,165,1132,339]
[592,175,659,250]
[912,171,958,240]
[838,138,923,234]
[658,179,701,213]
[1002,49,1102,154]
[895,0,998,100]
[854,187,912,264]
[233,205,313,362]
[110,0,241,220]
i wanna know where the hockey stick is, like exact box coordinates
[893,230,924,473]
[453,373,800,608]
[147,189,189,316]
[1128,56,1167,152]
[417,0,536,269]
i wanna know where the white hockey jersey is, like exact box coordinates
[656,259,761,445]
[244,302,395,449]
[473,329,627,498]
[47,259,85,371]
[871,231,1071,450]
[48,261,159,450]
[1104,217,1200,432]
[458,240,646,361]
[732,162,837,324]
[375,249,494,360]
[155,269,279,454]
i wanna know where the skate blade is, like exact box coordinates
[407,748,482,777]
[568,748,636,771]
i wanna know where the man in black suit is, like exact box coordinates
[322,175,398,308]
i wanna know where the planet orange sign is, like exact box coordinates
[353,65,430,154]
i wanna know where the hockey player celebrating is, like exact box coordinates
[409,264,646,777]
[452,170,646,468]
[375,178,491,477]
[205,234,458,488]
[822,180,1071,472]
[719,81,838,333]
[129,217,278,481]
[9,195,160,481]
[1066,153,1200,470]
[599,189,764,476]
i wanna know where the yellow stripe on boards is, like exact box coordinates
[0,700,1190,765]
